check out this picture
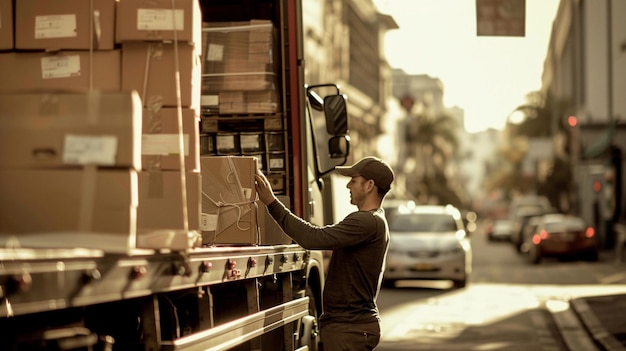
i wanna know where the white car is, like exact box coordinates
[486,218,513,241]
[383,204,472,288]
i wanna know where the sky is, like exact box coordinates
[373,0,560,133]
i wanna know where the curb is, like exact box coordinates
[570,297,626,351]
[547,299,600,351]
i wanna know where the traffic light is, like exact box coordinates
[593,180,602,193]
[567,115,578,127]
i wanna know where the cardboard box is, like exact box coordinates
[0,91,142,170]
[258,195,293,245]
[0,168,138,244]
[142,107,200,171]
[0,50,121,93]
[137,170,201,234]
[15,0,116,50]
[200,156,258,245]
[122,42,200,109]
[0,0,13,50]
[202,20,276,71]
[218,90,279,114]
[116,0,201,45]
[202,72,278,94]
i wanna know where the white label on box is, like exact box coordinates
[201,213,218,231]
[207,44,224,62]
[63,135,118,165]
[35,15,77,39]
[240,134,260,150]
[201,95,219,106]
[137,9,184,31]
[142,134,189,155]
[270,157,284,169]
[216,135,235,150]
[41,55,81,79]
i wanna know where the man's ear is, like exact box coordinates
[366,179,376,193]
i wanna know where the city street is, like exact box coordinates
[376,221,626,350]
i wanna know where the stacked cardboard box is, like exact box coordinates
[115,0,203,248]
[0,0,120,92]
[0,92,143,253]
[201,20,280,114]
[0,0,13,50]
[0,0,205,251]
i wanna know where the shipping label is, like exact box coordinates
[142,134,189,155]
[201,213,218,231]
[137,9,184,31]
[207,44,224,62]
[41,55,81,79]
[35,14,77,39]
[240,134,260,151]
[63,135,118,165]
[269,157,284,169]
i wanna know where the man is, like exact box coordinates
[255,156,394,351]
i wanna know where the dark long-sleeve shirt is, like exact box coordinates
[266,199,390,327]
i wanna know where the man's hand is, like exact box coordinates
[255,169,277,205]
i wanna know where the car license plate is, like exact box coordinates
[414,263,433,271]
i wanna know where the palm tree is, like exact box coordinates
[404,112,460,204]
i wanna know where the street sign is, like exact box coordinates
[476,0,526,37]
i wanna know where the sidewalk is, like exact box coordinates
[552,248,626,351]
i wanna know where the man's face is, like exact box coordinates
[347,176,369,207]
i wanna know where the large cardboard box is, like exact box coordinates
[15,0,116,50]
[200,156,258,245]
[142,107,200,171]
[0,50,121,93]
[116,0,201,45]
[0,0,13,50]
[122,42,200,109]
[0,91,142,170]
[137,170,201,233]
[0,168,138,248]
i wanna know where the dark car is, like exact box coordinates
[510,207,546,252]
[526,213,599,264]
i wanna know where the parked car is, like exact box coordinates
[508,195,553,251]
[510,207,551,253]
[519,215,544,253]
[526,213,599,264]
[382,198,416,223]
[486,218,513,241]
[383,204,471,288]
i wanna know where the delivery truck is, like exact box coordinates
[0,0,350,350]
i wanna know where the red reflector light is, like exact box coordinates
[585,227,595,238]
[540,230,549,239]
[532,234,541,245]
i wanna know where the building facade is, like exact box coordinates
[542,0,626,246]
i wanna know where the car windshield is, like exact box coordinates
[390,213,458,232]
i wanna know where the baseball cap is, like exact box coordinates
[335,156,394,191]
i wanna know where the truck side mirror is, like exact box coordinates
[323,94,348,135]
[329,135,350,158]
